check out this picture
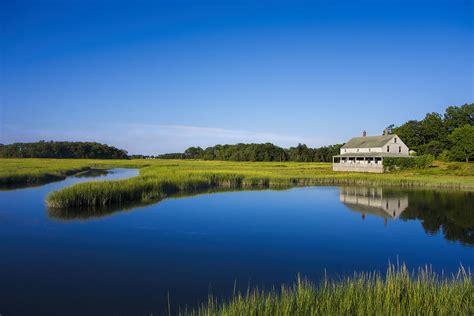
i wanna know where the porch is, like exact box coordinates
[332,154,384,173]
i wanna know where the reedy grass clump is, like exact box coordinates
[46,172,265,208]
[184,264,473,316]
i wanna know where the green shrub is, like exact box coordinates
[439,150,451,162]
[384,155,434,171]
[415,154,435,168]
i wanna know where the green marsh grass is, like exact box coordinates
[183,264,473,316]
[1,158,473,208]
[44,159,474,209]
[0,158,148,187]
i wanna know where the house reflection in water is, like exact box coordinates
[339,187,408,226]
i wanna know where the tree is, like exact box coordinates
[392,103,473,156]
[288,144,313,162]
[0,141,128,159]
[420,112,447,146]
[448,125,474,162]
[444,103,474,133]
[392,120,423,151]
[422,140,443,157]
[183,147,203,159]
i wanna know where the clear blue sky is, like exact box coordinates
[1,0,473,154]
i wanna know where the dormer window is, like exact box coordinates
[344,149,346,153]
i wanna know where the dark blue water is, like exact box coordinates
[0,169,472,315]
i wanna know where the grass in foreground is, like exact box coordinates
[183,264,473,316]
[1,158,473,208]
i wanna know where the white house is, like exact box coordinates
[332,131,410,173]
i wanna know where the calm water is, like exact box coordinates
[0,169,472,315]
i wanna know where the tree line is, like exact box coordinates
[1,103,471,162]
[157,143,343,162]
[157,103,473,163]
[0,141,129,159]
[392,103,473,162]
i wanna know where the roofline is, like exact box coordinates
[341,134,398,149]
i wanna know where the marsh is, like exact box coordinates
[0,169,472,314]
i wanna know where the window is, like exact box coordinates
[357,149,359,152]
[369,148,371,152]
[394,138,397,143]
[344,149,346,153]
[387,146,390,152]
[398,146,401,153]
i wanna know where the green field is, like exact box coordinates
[184,264,473,316]
[0,158,473,208]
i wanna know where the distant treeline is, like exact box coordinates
[2,104,471,162]
[156,103,473,163]
[0,141,128,159]
[392,103,473,162]
[157,143,343,162]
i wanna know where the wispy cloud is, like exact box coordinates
[1,123,334,155]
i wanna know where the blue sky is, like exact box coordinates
[1,0,473,154]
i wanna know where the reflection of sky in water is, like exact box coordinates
[0,171,472,315]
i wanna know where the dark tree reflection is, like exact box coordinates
[400,190,474,246]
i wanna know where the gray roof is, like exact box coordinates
[341,135,395,149]
[334,152,411,158]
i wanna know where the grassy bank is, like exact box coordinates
[183,264,473,315]
[1,158,473,207]
[0,158,149,187]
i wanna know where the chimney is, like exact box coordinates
[362,130,367,137]
[383,128,388,136]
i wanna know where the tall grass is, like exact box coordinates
[45,159,474,209]
[1,158,473,207]
[46,172,263,208]
[183,264,473,316]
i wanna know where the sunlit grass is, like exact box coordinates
[183,264,473,316]
[0,158,148,186]
[0,158,473,207]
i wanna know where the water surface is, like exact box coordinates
[0,169,472,315]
